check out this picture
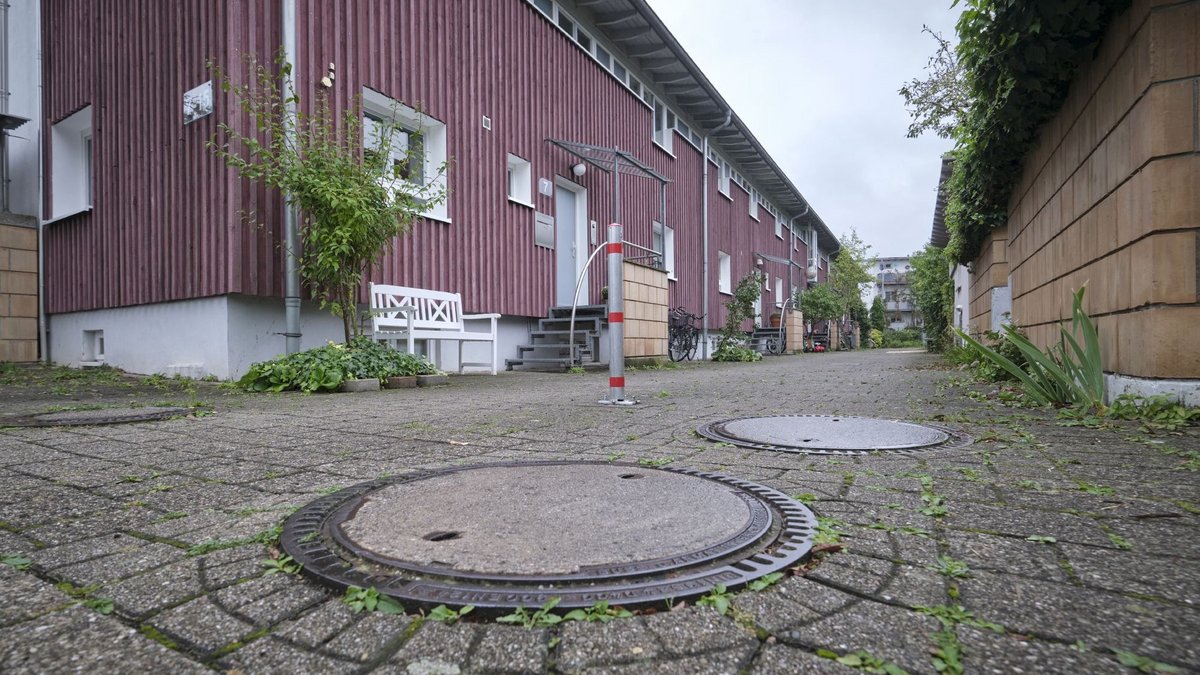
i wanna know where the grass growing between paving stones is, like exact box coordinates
[343,586,404,614]
[817,649,910,675]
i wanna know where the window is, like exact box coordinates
[50,105,93,218]
[717,157,731,197]
[652,221,676,279]
[749,189,759,220]
[576,30,592,52]
[652,98,673,153]
[775,277,783,307]
[362,88,449,222]
[506,154,532,206]
[531,0,552,15]
[775,215,784,240]
[718,251,731,294]
[594,44,611,69]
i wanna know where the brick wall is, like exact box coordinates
[622,261,667,359]
[968,231,1009,335]
[786,309,804,353]
[0,222,39,362]
[992,0,1200,378]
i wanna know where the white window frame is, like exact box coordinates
[50,105,94,219]
[775,277,783,308]
[652,221,676,280]
[775,215,784,240]
[749,188,759,220]
[717,157,731,198]
[652,98,674,154]
[506,154,533,207]
[362,88,449,223]
[718,251,732,295]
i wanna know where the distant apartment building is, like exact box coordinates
[864,257,918,330]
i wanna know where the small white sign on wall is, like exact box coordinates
[538,178,554,197]
[183,81,214,124]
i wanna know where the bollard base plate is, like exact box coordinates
[598,398,640,406]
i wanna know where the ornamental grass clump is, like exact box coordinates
[239,337,437,393]
[956,287,1103,408]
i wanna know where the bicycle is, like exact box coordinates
[668,307,703,362]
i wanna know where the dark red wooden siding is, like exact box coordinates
[43,0,819,325]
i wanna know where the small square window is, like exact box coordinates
[557,13,575,35]
[183,80,213,124]
[595,45,611,69]
[613,62,627,81]
[576,30,592,51]
[531,0,552,16]
[51,105,94,218]
[507,153,532,206]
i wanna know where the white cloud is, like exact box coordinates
[646,0,961,258]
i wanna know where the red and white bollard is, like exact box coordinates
[600,223,637,405]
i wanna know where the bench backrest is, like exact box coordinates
[370,283,464,332]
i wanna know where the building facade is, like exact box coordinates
[958,0,1199,403]
[864,257,918,330]
[33,0,836,377]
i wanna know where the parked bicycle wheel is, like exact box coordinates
[668,330,692,362]
[686,329,700,361]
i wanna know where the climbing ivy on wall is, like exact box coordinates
[945,0,1130,265]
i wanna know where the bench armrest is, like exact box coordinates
[462,313,501,320]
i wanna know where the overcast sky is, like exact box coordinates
[645,0,961,259]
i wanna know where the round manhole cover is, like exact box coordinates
[281,461,816,611]
[1,406,195,427]
[697,415,970,455]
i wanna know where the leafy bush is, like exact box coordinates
[1107,394,1200,431]
[713,272,765,362]
[883,328,923,348]
[868,328,884,349]
[238,337,437,392]
[956,287,1103,408]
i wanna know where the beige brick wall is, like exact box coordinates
[968,231,1009,335]
[979,0,1200,378]
[622,261,667,358]
[0,223,39,362]
[786,310,805,353]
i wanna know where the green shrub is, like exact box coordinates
[883,327,923,348]
[238,337,437,392]
[868,328,884,348]
[713,272,765,362]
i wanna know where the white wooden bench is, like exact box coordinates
[369,283,501,375]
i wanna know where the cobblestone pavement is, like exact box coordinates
[1,351,1197,674]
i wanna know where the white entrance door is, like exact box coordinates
[555,179,588,307]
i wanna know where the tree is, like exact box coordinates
[899,27,968,139]
[827,229,875,321]
[908,244,955,351]
[799,284,842,323]
[869,296,887,333]
[713,272,765,362]
[208,54,446,343]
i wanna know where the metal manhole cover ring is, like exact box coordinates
[1,406,194,427]
[280,461,816,611]
[697,415,972,455]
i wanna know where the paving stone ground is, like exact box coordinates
[0,351,1197,674]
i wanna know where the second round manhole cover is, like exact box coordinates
[281,461,816,611]
[697,415,970,455]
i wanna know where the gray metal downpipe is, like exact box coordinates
[281,0,301,353]
[700,110,732,360]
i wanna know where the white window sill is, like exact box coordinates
[776,234,785,240]
[44,205,93,225]
[652,140,675,158]
[718,191,732,202]
[719,289,732,296]
[422,212,452,225]
[750,214,760,222]
[667,274,677,282]
[507,197,535,209]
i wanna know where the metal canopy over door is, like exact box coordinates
[555,179,588,306]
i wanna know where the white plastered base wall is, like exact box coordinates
[48,294,534,379]
[1105,374,1200,407]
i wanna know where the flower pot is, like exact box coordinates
[339,378,380,393]
[384,376,418,389]
[769,313,782,328]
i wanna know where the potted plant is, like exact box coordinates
[769,312,782,328]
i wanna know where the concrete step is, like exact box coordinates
[548,305,606,319]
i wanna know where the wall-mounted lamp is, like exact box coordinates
[571,162,587,177]
[755,256,765,267]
